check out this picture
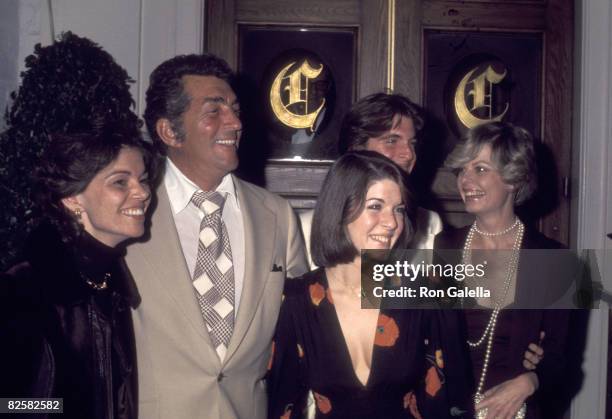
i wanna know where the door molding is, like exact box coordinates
[571,0,612,418]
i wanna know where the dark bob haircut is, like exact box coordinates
[144,53,235,155]
[311,150,414,268]
[445,121,537,205]
[35,128,157,241]
[338,92,424,155]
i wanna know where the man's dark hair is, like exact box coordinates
[144,54,234,155]
[0,31,140,270]
[338,93,424,155]
[36,129,157,242]
[311,151,415,268]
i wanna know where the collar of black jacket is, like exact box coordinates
[23,223,140,308]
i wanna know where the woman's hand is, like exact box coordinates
[523,331,545,370]
[476,372,538,419]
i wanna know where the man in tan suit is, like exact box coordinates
[126,54,308,419]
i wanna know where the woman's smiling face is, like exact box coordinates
[456,144,515,217]
[63,146,151,247]
[346,178,405,254]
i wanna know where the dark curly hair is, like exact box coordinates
[0,31,140,269]
[35,129,157,242]
[144,54,234,155]
[338,93,424,155]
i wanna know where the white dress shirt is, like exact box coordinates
[164,158,246,313]
[411,206,443,250]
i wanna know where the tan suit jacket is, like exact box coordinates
[126,176,308,419]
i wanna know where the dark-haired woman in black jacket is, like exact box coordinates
[1,130,156,419]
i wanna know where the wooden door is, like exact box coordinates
[206,0,397,211]
[417,0,573,245]
[205,0,573,245]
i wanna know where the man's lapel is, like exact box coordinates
[140,185,218,357]
[224,178,276,364]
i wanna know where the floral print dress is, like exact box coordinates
[267,269,471,419]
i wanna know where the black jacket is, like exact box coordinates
[0,224,140,419]
[434,225,572,419]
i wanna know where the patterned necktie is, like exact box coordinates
[191,190,234,359]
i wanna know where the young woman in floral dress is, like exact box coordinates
[267,151,471,419]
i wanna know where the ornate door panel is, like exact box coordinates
[417,0,573,245]
[204,0,573,245]
[206,0,398,211]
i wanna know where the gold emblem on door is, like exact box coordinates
[454,63,509,129]
[270,60,326,130]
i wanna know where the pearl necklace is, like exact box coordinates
[473,217,519,237]
[464,221,523,345]
[463,219,525,419]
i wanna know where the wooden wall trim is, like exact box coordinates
[394,0,423,102]
[236,0,359,24]
[206,0,236,67]
[264,162,331,210]
[422,0,546,30]
[540,0,573,244]
[359,0,388,96]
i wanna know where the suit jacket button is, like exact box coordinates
[217,373,225,382]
